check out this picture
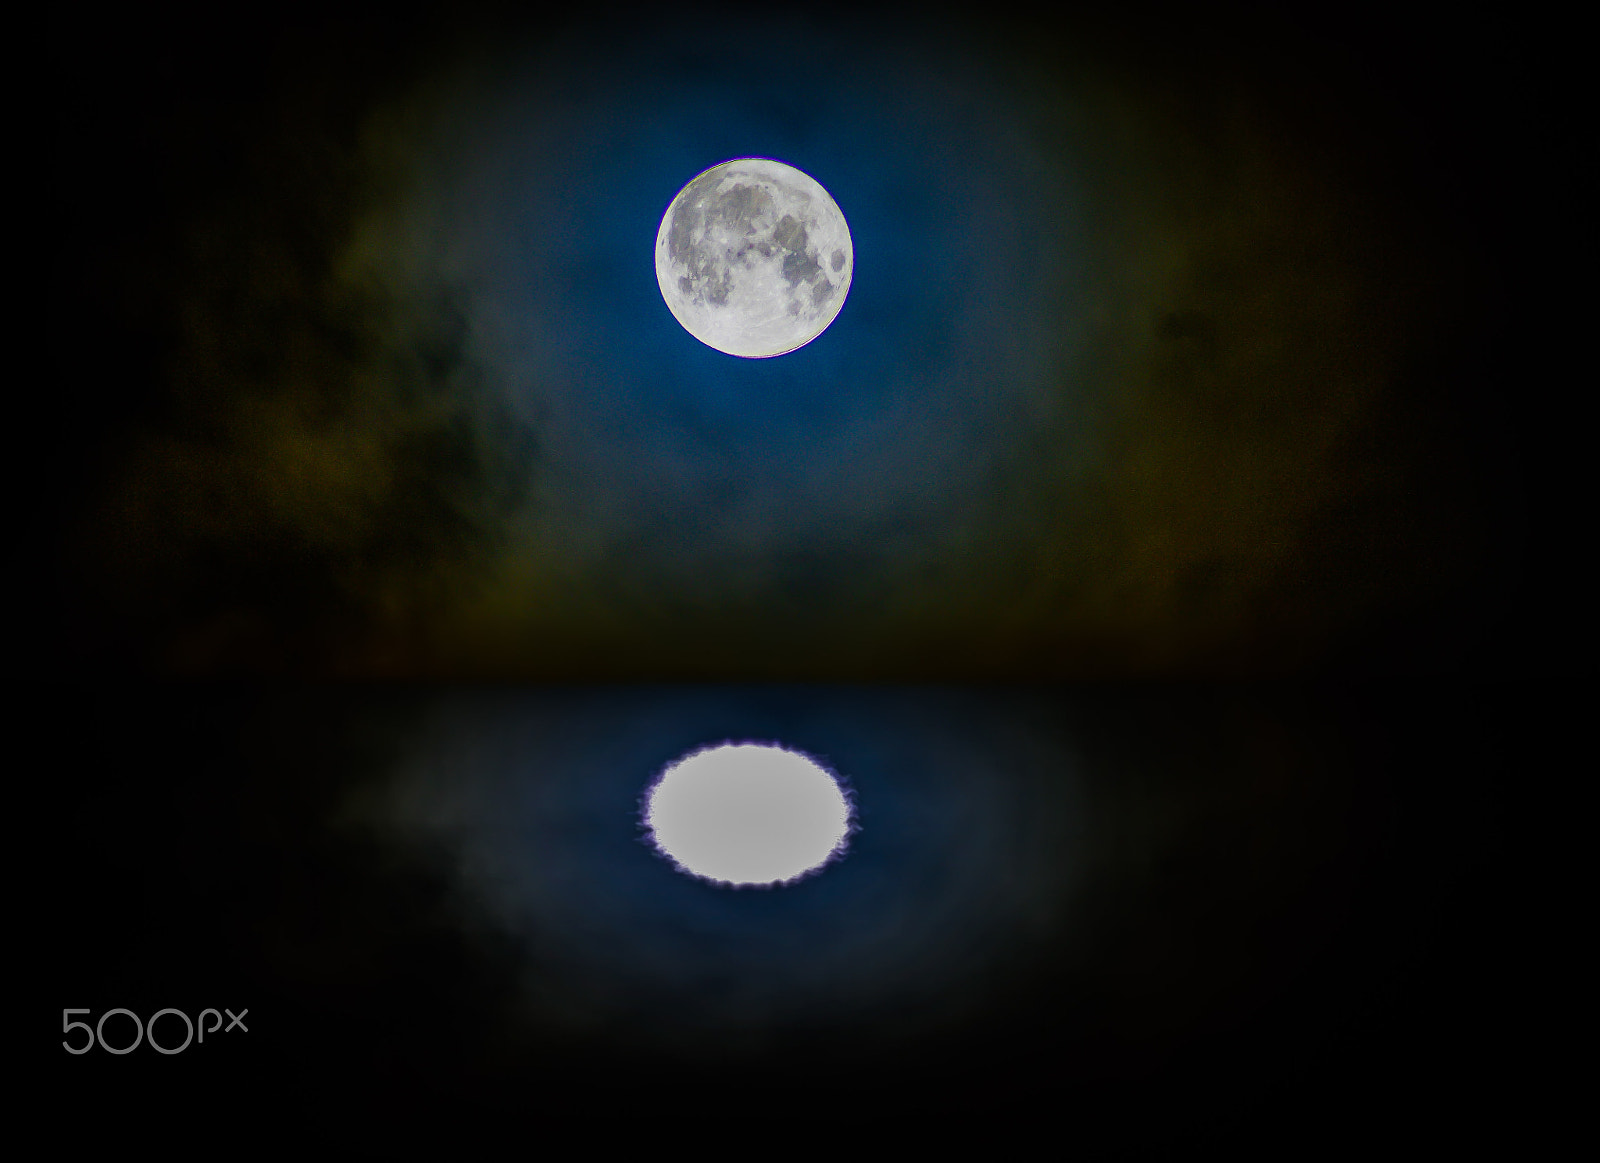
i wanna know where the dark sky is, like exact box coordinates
[45,2,1567,680]
[42,1,1564,1149]
[45,684,1528,1149]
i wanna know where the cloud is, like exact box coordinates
[53,7,1512,677]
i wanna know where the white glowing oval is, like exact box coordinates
[644,743,852,885]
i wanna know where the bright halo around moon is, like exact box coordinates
[655,158,853,358]
[643,743,855,886]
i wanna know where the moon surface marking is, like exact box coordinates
[655,158,853,358]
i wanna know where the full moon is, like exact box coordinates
[643,743,854,886]
[655,158,853,358]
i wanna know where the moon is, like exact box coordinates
[655,158,853,358]
[642,743,854,886]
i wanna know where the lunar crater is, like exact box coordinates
[656,158,853,358]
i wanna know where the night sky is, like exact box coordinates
[43,1,1565,1149]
